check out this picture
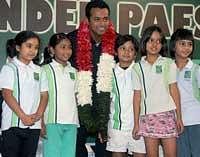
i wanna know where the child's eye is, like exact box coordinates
[178,41,193,47]
[119,47,125,50]
[148,38,161,44]
[180,42,185,46]
[26,43,32,48]
[149,39,154,43]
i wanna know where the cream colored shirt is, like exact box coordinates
[133,56,177,115]
[0,57,48,130]
[44,60,79,125]
[176,59,200,126]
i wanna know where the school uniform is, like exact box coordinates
[106,62,146,154]
[133,56,178,138]
[43,60,79,157]
[176,59,200,157]
[0,57,48,157]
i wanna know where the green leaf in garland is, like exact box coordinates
[96,91,111,140]
[78,104,97,134]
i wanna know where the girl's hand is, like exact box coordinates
[40,121,47,139]
[98,132,107,143]
[30,112,41,122]
[132,125,140,140]
[20,114,35,126]
[176,118,184,134]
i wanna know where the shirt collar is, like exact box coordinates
[116,61,135,72]
[141,55,163,64]
[13,57,35,69]
[184,58,193,69]
[52,59,71,69]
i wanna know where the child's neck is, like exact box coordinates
[175,57,189,70]
[54,59,68,66]
[17,57,31,65]
[119,62,131,69]
[146,54,159,65]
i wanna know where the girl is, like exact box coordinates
[170,28,200,157]
[41,33,79,157]
[132,25,184,157]
[106,35,146,157]
[0,31,48,157]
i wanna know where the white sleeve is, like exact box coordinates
[132,68,142,90]
[40,68,48,92]
[196,66,200,88]
[0,65,15,90]
[168,62,177,84]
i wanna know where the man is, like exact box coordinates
[67,1,116,157]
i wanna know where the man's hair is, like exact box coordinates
[85,0,110,20]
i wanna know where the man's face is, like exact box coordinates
[89,8,110,37]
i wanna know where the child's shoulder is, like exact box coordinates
[67,62,77,73]
[159,57,175,68]
[132,62,140,69]
[70,65,76,71]
[41,62,53,70]
[191,62,200,72]
[161,57,173,63]
[2,62,17,71]
[31,63,42,73]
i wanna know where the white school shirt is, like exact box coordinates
[0,57,48,131]
[44,60,79,125]
[133,56,177,115]
[176,59,200,126]
[108,62,135,131]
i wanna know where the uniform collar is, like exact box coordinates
[184,58,193,69]
[116,61,135,72]
[13,57,35,69]
[141,55,163,64]
[51,59,71,69]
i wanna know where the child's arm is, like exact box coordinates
[33,91,48,122]
[169,82,184,134]
[2,88,35,126]
[32,67,49,122]
[132,90,141,140]
[40,115,47,139]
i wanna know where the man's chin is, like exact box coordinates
[97,31,107,36]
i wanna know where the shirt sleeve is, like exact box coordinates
[0,65,15,90]
[196,66,200,88]
[40,68,48,92]
[132,67,142,90]
[168,62,177,84]
[74,70,78,93]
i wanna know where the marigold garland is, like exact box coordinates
[76,19,116,136]
[76,19,116,105]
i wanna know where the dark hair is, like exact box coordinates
[170,28,194,58]
[85,0,110,20]
[6,31,40,64]
[42,33,70,65]
[115,34,139,52]
[6,39,17,58]
[139,25,168,57]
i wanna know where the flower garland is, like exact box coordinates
[76,19,116,106]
